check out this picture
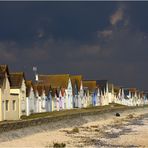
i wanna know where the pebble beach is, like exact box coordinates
[0,107,147,147]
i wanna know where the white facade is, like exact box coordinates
[65,78,73,109]
[26,86,35,116]
[45,93,52,112]
[0,73,11,121]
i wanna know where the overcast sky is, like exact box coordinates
[0,1,148,90]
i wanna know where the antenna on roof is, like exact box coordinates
[33,66,38,82]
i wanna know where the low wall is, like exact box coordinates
[0,106,145,133]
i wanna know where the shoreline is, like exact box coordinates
[0,107,147,147]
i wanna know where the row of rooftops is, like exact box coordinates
[0,65,147,97]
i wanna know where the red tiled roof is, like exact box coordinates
[44,84,51,96]
[9,72,25,88]
[70,75,82,91]
[114,86,120,94]
[38,74,70,88]
[33,83,44,96]
[129,88,137,93]
[83,80,97,92]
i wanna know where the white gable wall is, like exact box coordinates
[2,75,11,120]
[66,78,73,109]
[41,91,46,112]
[26,86,35,116]
[20,79,26,117]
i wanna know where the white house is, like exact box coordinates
[26,80,35,116]
[82,80,98,107]
[9,72,26,119]
[83,87,90,107]
[33,84,46,113]
[0,65,11,121]
[96,80,114,106]
[70,75,84,108]
[38,74,73,110]
[128,88,138,106]
[44,85,52,112]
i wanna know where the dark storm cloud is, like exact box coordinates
[0,2,116,42]
[0,2,148,90]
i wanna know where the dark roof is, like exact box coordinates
[51,87,59,97]
[37,84,44,96]
[96,80,108,92]
[10,72,25,88]
[33,83,44,96]
[38,74,70,88]
[114,86,120,94]
[44,85,51,96]
[33,83,55,97]
[70,75,82,92]
[0,65,10,87]
[128,88,137,93]
[97,80,114,93]
[124,88,129,96]
[96,80,108,86]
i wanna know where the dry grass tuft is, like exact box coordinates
[127,114,134,119]
[66,127,79,134]
[71,127,79,133]
[90,125,98,128]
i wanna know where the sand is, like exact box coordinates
[0,107,148,147]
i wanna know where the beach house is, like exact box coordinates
[9,72,26,119]
[38,74,73,110]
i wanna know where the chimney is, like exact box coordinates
[33,66,38,82]
[35,74,38,81]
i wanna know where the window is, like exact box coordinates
[6,100,9,111]
[12,100,16,111]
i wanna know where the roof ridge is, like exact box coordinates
[39,74,70,76]
[83,80,96,82]
[70,75,82,77]
[26,80,32,82]
[0,64,8,67]
[10,72,24,74]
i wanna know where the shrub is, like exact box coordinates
[20,115,28,120]
[53,142,66,148]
